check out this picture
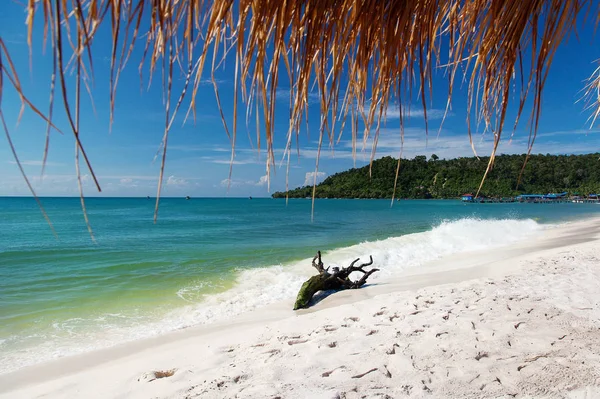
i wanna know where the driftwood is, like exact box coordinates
[293,251,379,310]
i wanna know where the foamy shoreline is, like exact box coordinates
[0,217,546,375]
[1,217,600,398]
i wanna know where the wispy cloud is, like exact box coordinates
[7,160,64,167]
[400,107,453,120]
[273,88,452,123]
[285,126,600,161]
[198,79,228,86]
[275,88,321,105]
[169,145,222,152]
[358,101,452,121]
[210,158,260,165]
[166,175,189,186]
[166,126,600,170]
[256,175,269,187]
[304,171,327,186]
[3,33,25,45]
[220,174,273,189]
[101,175,159,181]
[535,128,600,138]
[220,178,255,188]
[192,148,271,165]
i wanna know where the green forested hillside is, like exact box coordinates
[272,154,600,199]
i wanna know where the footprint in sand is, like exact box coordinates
[263,349,281,361]
[322,365,346,377]
[373,308,387,316]
[287,338,309,345]
[321,325,338,332]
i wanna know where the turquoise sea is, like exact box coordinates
[1,197,599,373]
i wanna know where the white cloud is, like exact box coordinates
[274,89,451,121]
[304,171,327,186]
[7,160,63,166]
[220,178,255,188]
[256,175,269,186]
[284,126,600,162]
[276,88,320,105]
[536,128,600,138]
[198,78,227,86]
[392,107,451,120]
[219,175,271,189]
[182,126,600,170]
[352,100,452,121]
[211,159,259,165]
[166,175,188,186]
[32,174,77,184]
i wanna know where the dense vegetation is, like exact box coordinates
[272,154,600,199]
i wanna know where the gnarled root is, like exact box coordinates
[293,251,378,310]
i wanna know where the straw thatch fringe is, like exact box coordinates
[0,0,597,232]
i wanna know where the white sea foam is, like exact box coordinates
[162,217,543,326]
[0,217,545,374]
[176,279,229,302]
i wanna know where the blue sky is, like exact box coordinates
[1,2,599,197]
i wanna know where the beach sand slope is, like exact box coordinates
[2,221,600,398]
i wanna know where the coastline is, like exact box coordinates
[2,217,600,398]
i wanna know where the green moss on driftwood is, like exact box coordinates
[293,251,378,310]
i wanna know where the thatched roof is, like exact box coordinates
[0,0,598,232]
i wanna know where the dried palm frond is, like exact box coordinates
[1,0,597,233]
[581,60,600,128]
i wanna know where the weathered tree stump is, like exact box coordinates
[293,251,379,310]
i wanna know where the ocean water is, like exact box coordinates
[0,197,598,373]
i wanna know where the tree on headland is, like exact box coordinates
[273,154,600,200]
[2,1,600,232]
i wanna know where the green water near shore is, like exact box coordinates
[1,197,598,373]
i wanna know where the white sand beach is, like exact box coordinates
[1,218,600,398]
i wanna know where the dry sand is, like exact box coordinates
[1,218,600,398]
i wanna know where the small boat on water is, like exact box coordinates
[185,196,191,200]
[461,193,474,202]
